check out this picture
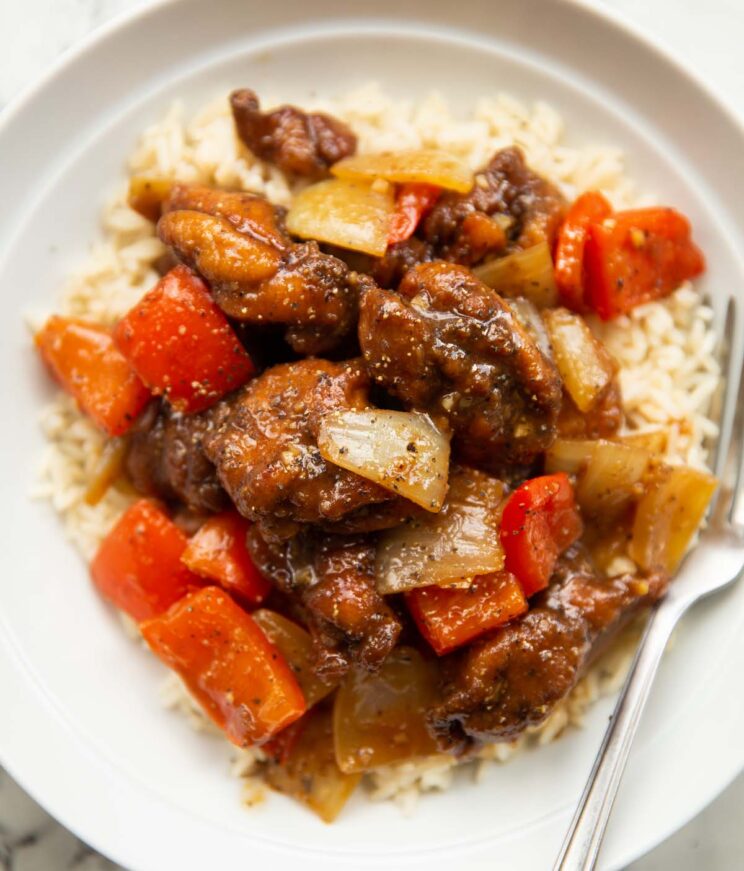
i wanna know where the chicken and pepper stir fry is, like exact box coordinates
[35,89,715,823]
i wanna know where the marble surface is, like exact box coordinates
[1,1,743,869]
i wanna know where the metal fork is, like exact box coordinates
[554,296,744,871]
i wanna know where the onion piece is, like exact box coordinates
[473,241,558,308]
[266,704,360,823]
[84,436,129,506]
[546,437,653,517]
[507,297,553,361]
[618,429,667,454]
[127,176,172,222]
[317,410,450,512]
[543,307,616,412]
[630,464,717,573]
[252,609,338,707]
[332,149,473,193]
[376,469,505,594]
[545,437,594,475]
[286,178,394,256]
[333,647,440,774]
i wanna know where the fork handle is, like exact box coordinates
[553,599,684,871]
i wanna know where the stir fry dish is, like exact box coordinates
[35,88,716,822]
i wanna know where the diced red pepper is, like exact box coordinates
[113,265,255,413]
[499,473,583,597]
[406,571,528,655]
[35,316,150,437]
[181,511,271,606]
[554,191,613,311]
[584,207,705,320]
[387,183,441,246]
[90,499,202,621]
[141,587,306,747]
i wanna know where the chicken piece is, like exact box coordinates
[304,536,402,678]
[203,359,393,529]
[125,401,228,514]
[428,550,668,752]
[251,497,423,545]
[230,88,357,179]
[247,528,401,679]
[220,241,370,356]
[317,498,425,535]
[163,183,289,250]
[422,146,566,265]
[158,186,362,355]
[157,192,285,291]
[358,262,562,468]
[370,238,435,289]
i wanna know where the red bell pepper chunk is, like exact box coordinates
[181,511,271,606]
[387,183,441,246]
[499,473,583,597]
[406,571,528,655]
[35,316,151,437]
[554,191,613,311]
[90,499,202,621]
[113,265,255,413]
[584,207,705,320]
[141,587,306,747]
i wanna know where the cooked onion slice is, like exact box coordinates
[630,464,717,573]
[127,176,172,222]
[376,470,505,594]
[473,241,558,308]
[507,297,553,361]
[286,178,394,256]
[546,437,652,517]
[318,410,450,512]
[84,437,128,506]
[331,149,473,193]
[619,429,668,454]
[544,308,616,412]
[333,647,439,774]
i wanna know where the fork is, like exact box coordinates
[554,297,744,871]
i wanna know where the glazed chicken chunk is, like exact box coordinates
[203,358,394,532]
[359,261,563,467]
[125,401,228,514]
[230,88,357,179]
[248,527,401,679]
[158,184,364,354]
[422,146,567,265]
[429,551,668,752]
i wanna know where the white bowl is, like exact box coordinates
[1,1,743,869]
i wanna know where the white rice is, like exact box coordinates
[32,84,719,810]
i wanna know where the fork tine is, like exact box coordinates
[720,296,744,530]
[711,296,737,479]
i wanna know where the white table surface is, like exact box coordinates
[1,1,742,868]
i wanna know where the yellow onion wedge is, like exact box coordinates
[286,178,394,256]
[266,704,360,823]
[376,469,505,593]
[546,437,652,517]
[629,464,717,573]
[318,410,450,512]
[332,148,473,193]
[474,241,558,308]
[543,308,616,412]
[333,647,440,773]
